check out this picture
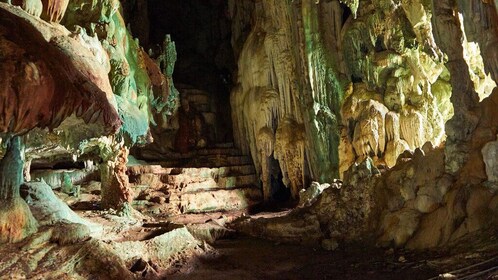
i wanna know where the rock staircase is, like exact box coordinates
[128,143,262,215]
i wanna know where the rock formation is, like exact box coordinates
[0,0,176,242]
[0,2,121,242]
[227,0,498,251]
[2,0,498,278]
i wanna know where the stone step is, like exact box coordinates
[167,174,259,192]
[172,187,262,214]
[127,164,255,177]
[195,148,241,156]
[127,165,167,176]
[196,103,211,113]
[152,155,253,168]
[188,93,210,105]
[214,142,234,148]
[166,165,255,177]
[202,112,216,126]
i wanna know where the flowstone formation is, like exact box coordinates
[229,0,495,198]
[230,0,347,201]
[340,0,451,171]
[230,0,498,252]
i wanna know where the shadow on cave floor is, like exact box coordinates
[164,229,498,280]
[167,236,436,280]
[247,199,297,215]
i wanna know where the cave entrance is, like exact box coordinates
[146,0,235,146]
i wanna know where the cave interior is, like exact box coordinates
[1,0,498,279]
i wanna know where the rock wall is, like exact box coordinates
[230,0,347,200]
[229,0,496,194]
[0,0,178,210]
[231,0,498,249]
[1,0,179,162]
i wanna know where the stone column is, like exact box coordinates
[0,136,37,243]
[100,143,134,212]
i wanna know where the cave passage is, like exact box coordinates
[147,0,236,145]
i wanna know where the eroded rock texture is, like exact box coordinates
[0,0,177,216]
[230,0,498,250]
[0,2,125,243]
[230,0,346,200]
[228,0,498,198]
[0,4,121,135]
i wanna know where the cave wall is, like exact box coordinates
[146,0,235,145]
[0,0,179,210]
[230,0,345,200]
[231,0,498,249]
[229,0,496,195]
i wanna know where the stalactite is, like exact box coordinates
[400,110,425,150]
[230,0,347,187]
[10,0,42,17]
[274,118,305,199]
[41,0,68,23]
[257,127,275,202]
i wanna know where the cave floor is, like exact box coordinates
[168,236,435,280]
[51,188,498,280]
[165,234,498,280]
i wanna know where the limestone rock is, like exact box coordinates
[379,208,421,247]
[186,222,235,244]
[110,227,208,272]
[20,0,42,17]
[21,181,102,236]
[482,136,498,188]
[298,181,335,207]
[232,213,324,245]
[0,3,122,135]
[50,222,91,245]
[414,186,442,213]
[321,238,339,251]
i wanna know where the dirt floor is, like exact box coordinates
[167,237,430,280]
[69,192,498,280]
[157,212,498,280]
[168,235,498,280]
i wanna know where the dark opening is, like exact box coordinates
[270,158,291,203]
[340,3,352,27]
[146,0,235,144]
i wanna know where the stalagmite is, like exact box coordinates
[100,139,133,211]
[0,137,37,243]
